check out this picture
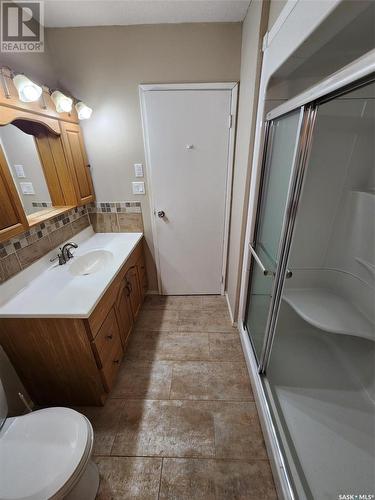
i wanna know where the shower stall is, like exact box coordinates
[244,56,375,499]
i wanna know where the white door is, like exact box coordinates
[142,88,233,295]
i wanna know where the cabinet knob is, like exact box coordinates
[106,334,113,340]
[113,359,120,364]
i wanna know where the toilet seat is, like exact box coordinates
[0,407,93,500]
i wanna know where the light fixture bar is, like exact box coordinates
[0,68,11,99]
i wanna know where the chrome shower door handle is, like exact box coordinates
[157,210,165,218]
[249,244,275,277]
[249,243,293,279]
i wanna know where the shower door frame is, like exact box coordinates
[243,106,308,369]
[258,105,317,372]
[244,55,375,374]
[239,52,375,500]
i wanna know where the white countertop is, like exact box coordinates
[0,228,143,318]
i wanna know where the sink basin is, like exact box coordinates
[69,249,114,276]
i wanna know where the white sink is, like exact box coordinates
[69,249,114,276]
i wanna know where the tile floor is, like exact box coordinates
[79,295,277,499]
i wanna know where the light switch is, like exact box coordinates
[20,182,35,195]
[134,163,144,177]
[132,181,145,195]
[14,164,26,178]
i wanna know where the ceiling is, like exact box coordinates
[43,0,251,28]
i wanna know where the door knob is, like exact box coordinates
[157,210,165,218]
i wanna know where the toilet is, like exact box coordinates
[0,378,99,500]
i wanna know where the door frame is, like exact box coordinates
[139,82,238,295]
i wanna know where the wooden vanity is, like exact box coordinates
[0,238,147,406]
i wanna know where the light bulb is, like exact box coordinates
[51,90,73,113]
[75,101,93,120]
[22,85,40,101]
[13,74,42,102]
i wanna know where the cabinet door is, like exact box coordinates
[0,145,28,242]
[125,266,142,319]
[61,122,95,205]
[35,131,77,206]
[136,254,147,300]
[115,280,134,348]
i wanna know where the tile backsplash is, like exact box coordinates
[0,206,90,284]
[90,201,142,214]
[31,202,53,208]
[89,201,144,233]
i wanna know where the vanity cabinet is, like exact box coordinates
[61,122,95,205]
[0,144,28,241]
[0,240,146,406]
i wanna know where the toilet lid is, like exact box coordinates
[0,407,92,500]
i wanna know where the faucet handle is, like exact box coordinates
[50,250,66,265]
[66,247,75,259]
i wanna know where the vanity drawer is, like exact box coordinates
[93,308,123,368]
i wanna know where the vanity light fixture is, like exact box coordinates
[75,101,92,120]
[13,74,42,102]
[51,90,73,113]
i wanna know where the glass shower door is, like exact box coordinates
[263,80,375,499]
[245,109,303,362]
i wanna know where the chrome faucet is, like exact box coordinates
[50,242,78,266]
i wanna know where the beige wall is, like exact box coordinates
[268,0,288,29]
[226,1,269,320]
[0,50,58,88]
[46,23,242,290]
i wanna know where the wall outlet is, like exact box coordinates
[134,163,144,177]
[20,182,35,195]
[132,181,145,195]
[14,164,26,178]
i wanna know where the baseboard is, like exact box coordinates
[238,324,293,500]
[225,291,237,327]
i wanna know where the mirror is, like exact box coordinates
[0,122,52,216]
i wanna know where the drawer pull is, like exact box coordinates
[106,335,113,340]
[113,359,120,364]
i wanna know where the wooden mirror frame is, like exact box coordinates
[0,68,95,242]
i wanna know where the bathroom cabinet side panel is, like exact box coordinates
[0,317,105,406]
